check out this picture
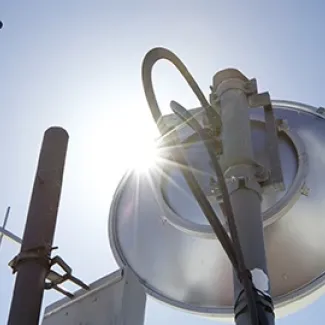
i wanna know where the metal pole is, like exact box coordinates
[0,207,11,249]
[7,127,69,325]
[212,70,274,325]
[0,227,21,245]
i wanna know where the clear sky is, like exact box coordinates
[1,1,325,324]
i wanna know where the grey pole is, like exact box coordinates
[0,207,11,249]
[0,227,21,245]
[7,127,69,325]
[212,70,274,325]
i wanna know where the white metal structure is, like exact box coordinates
[42,268,146,325]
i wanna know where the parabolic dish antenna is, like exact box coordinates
[109,100,325,320]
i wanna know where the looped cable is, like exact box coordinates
[141,47,217,135]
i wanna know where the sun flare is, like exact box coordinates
[130,138,159,173]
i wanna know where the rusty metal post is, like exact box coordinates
[7,127,69,325]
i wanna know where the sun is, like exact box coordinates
[129,137,159,173]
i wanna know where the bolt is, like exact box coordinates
[301,184,310,196]
[276,119,289,131]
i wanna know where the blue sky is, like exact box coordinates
[1,1,325,324]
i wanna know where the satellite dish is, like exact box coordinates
[109,100,325,319]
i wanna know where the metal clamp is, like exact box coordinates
[207,162,268,200]
[227,176,262,198]
[225,163,269,182]
[210,78,258,112]
[45,255,90,298]
[9,246,89,299]
[249,92,285,191]
[9,245,51,273]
